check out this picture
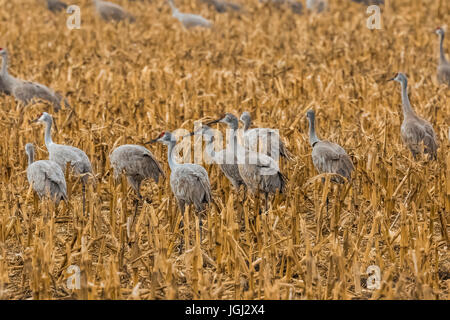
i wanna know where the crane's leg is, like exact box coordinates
[265,192,269,213]
[82,181,86,217]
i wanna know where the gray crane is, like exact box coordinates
[110,144,165,217]
[25,143,68,205]
[92,0,136,22]
[306,110,354,184]
[209,113,286,212]
[435,27,450,86]
[0,48,70,112]
[240,111,293,160]
[33,112,94,215]
[167,0,212,29]
[190,125,245,190]
[388,73,439,160]
[199,0,241,13]
[43,0,68,13]
[148,131,212,214]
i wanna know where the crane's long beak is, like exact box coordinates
[145,138,160,144]
[387,77,395,82]
[205,118,221,126]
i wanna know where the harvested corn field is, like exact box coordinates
[0,0,449,300]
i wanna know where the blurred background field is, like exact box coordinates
[0,0,448,299]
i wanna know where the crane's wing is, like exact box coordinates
[312,141,354,181]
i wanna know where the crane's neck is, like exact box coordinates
[307,116,320,147]
[168,0,178,14]
[243,118,251,131]
[0,52,16,91]
[167,140,178,170]
[44,119,54,148]
[0,53,7,77]
[399,79,416,118]
[439,33,448,65]
[27,150,34,166]
[204,138,217,161]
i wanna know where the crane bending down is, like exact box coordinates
[306,110,354,184]
[209,113,286,212]
[148,131,212,214]
[240,111,293,160]
[435,27,450,86]
[33,112,94,215]
[25,143,68,205]
[190,125,245,190]
[92,0,135,22]
[168,0,212,29]
[0,48,70,112]
[110,144,165,217]
[388,73,439,160]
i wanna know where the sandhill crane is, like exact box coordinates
[239,111,293,160]
[435,27,450,86]
[209,113,286,212]
[110,144,165,216]
[43,0,68,13]
[92,0,136,22]
[306,110,354,184]
[33,112,94,215]
[200,0,241,13]
[0,48,70,112]
[190,125,245,190]
[168,0,212,29]
[306,0,327,12]
[388,73,439,160]
[25,143,67,205]
[148,131,212,214]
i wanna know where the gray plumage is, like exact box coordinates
[35,112,93,214]
[92,0,136,22]
[46,0,68,12]
[152,131,212,213]
[306,110,354,183]
[240,111,293,161]
[193,125,245,190]
[435,27,450,86]
[35,112,93,180]
[168,0,212,29]
[306,0,327,12]
[110,144,165,198]
[389,73,439,160]
[200,0,241,13]
[212,113,286,210]
[0,48,70,112]
[25,143,67,205]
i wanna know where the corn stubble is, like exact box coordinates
[0,0,448,299]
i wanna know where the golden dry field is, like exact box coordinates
[0,0,449,300]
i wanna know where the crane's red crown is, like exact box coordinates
[159,131,165,138]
